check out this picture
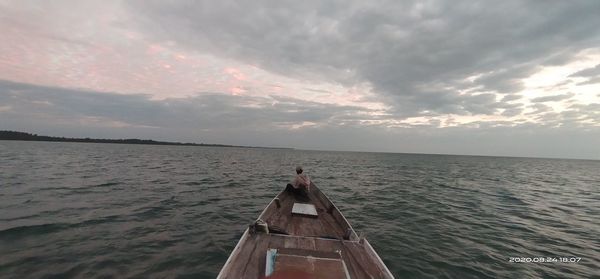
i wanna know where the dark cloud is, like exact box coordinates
[472,66,535,94]
[0,80,377,144]
[531,103,600,129]
[526,103,552,115]
[292,120,600,160]
[127,0,600,116]
[531,92,575,103]
[569,64,600,77]
[387,91,504,118]
[2,80,599,159]
[577,76,600,86]
[501,108,523,117]
[570,64,600,85]
[501,94,522,102]
[568,103,600,122]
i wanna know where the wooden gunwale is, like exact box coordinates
[316,185,359,241]
[216,189,282,279]
[215,228,249,279]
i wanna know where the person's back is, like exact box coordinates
[285,166,310,201]
[293,170,311,191]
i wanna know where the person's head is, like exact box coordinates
[296,166,303,174]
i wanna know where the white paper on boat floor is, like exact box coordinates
[291,203,318,217]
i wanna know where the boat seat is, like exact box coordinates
[265,248,350,279]
[291,203,318,217]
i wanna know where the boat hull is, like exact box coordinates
[217,183,394,279]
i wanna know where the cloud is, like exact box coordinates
[531,103,600,129]
[569,64,600,78]
[472,66,535,94]
[501,108,523,117]
[0,80,379,141]
[577,76,600,86]
[526,103,552,115]
[2,80,599,159]
[2,2,600,159]
[501,94,522,102]
[570,64,600,85]
[127,0,600,116]
[530,92,575,103]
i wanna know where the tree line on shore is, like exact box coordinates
[0,130,272,148]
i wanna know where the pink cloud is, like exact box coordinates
[0,4,382,106]
[229,86,246,95]
[223,67,247,81]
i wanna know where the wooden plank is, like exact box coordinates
[277,196,295,233]
[313,239,365,279]
[343,241,389,278]
[286,215,298,236]
[306,194,340,238]
[266,195,294,234]
[283,235,299,248]
[313,215,330,237]
[292,215,311,236]
[268,234,286,249]
[277,247,341,259]
[266,210,285,230]
[339,241,370,279]
[272,254,349,279]
[364,239,394,278]
[221,233,260,279]
[296,236,316,250]
[319,212,345,238]
[314,187,357,240]
[241,233,272,278]
[314,238,339,253]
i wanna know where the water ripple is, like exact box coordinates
[0,142,599,278]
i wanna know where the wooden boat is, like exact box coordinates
[217,182,394,279]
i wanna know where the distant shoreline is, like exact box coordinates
[0,130,292,150]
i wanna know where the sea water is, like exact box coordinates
[1,141,598,278]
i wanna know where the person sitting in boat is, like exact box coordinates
[285,166,311,201]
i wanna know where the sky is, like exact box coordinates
[1,1,599,159]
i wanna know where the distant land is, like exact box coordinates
[0,130,292,149]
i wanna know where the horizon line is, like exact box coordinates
[1,129,597,162]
